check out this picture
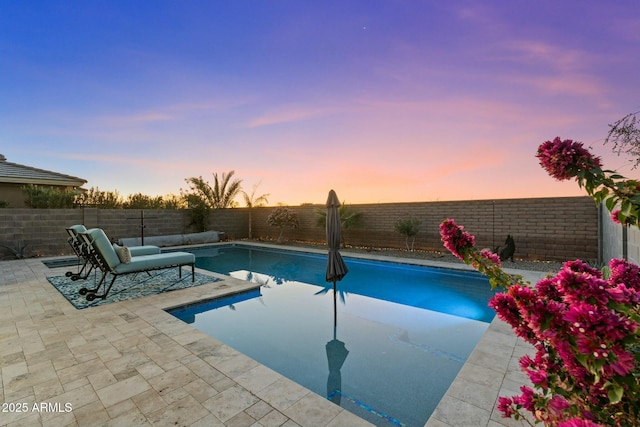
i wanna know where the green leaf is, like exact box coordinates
[608,384,624,404]
[605,196,618,211]
[575,353,588,368]
[593,188,609,203]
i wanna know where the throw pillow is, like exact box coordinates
[113,243,132,264]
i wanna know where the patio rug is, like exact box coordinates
[47,269,220,309]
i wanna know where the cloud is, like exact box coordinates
[97,112,175,126]
[96,98,253,127]
[482,39,609,99]
[46,151,180,170]
[497,40,592,72]
[611,17,640,43]
[245,105,341,128]
[511,73,604,98]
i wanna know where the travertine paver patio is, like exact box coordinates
[0,245,543,427]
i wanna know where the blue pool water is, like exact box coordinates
[168,245,496,427]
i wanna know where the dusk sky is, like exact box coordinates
[2,1,639,206]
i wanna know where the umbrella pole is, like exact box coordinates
[333,280,337,340]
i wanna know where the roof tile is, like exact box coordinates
[0,158,87,186]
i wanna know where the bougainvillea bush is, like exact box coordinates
[439,138,640,427]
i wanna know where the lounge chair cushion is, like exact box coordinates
[87,228,194,275]
[69,224,87,234]
[112,252,195,274]
[129,245,161,256]
[88,228,122,269]
[113,244,132,263]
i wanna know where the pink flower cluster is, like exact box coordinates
[477,248,501,266]
[536,137,602,181]
[439,219,475,260]
[610,209,634,226]
[558,420,605,427]
[491,258,639,425]
[611,209,622,224]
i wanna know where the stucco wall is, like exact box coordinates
[600,203,624,262]
[0,183,28,208]
[600,203,640,265]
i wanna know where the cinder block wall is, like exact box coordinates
[0,209,84,257]
[251,196,598,261]
[0,196,597,261]
[0,208,249,259]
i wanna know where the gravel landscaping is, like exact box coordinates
[269,239,566,274]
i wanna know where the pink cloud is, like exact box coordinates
[512,73,604,97]
[50,151,178,170]
[245,105,341,128]
[498,40,594,72]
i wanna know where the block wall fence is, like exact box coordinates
[0,196,598,261]
[251,196,598,261]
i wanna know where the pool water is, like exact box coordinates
[168,245,496,427]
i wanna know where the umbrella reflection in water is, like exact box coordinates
[324,189,349,404]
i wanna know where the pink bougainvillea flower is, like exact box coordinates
[606,283,640,305]
[610,208,636,225]
[496,396,515,418]
[558,419,605,427]
[513,386,536,412]
[489,290,536,342]
[526,368,548,387]
[536,137,602,181]
[441,218,639,425]
[558,259,602,277]
[547,395,571,417]
[479,248,501,266]
[535,277,563,300]
[611,209,623,224]
[609,258,640,291]
[439,219,475,260]
[608,345,636,376]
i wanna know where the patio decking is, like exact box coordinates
[0,246,540,427]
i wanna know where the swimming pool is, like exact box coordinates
[168,244,496,427]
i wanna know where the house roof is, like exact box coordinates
[0,155,87,187]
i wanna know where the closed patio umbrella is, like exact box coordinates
[325,189,349,286]
[325,189,349,403]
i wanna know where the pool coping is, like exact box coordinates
[0,242,540,427]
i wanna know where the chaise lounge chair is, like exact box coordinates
[65,225,160,280]
[78,228,195,301]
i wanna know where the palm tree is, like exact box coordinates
[184,170,243,209]
[241,181,269,239]
[183,170,243,231]
[315,201,364,246]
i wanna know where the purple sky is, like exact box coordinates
[2,1,639,205]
